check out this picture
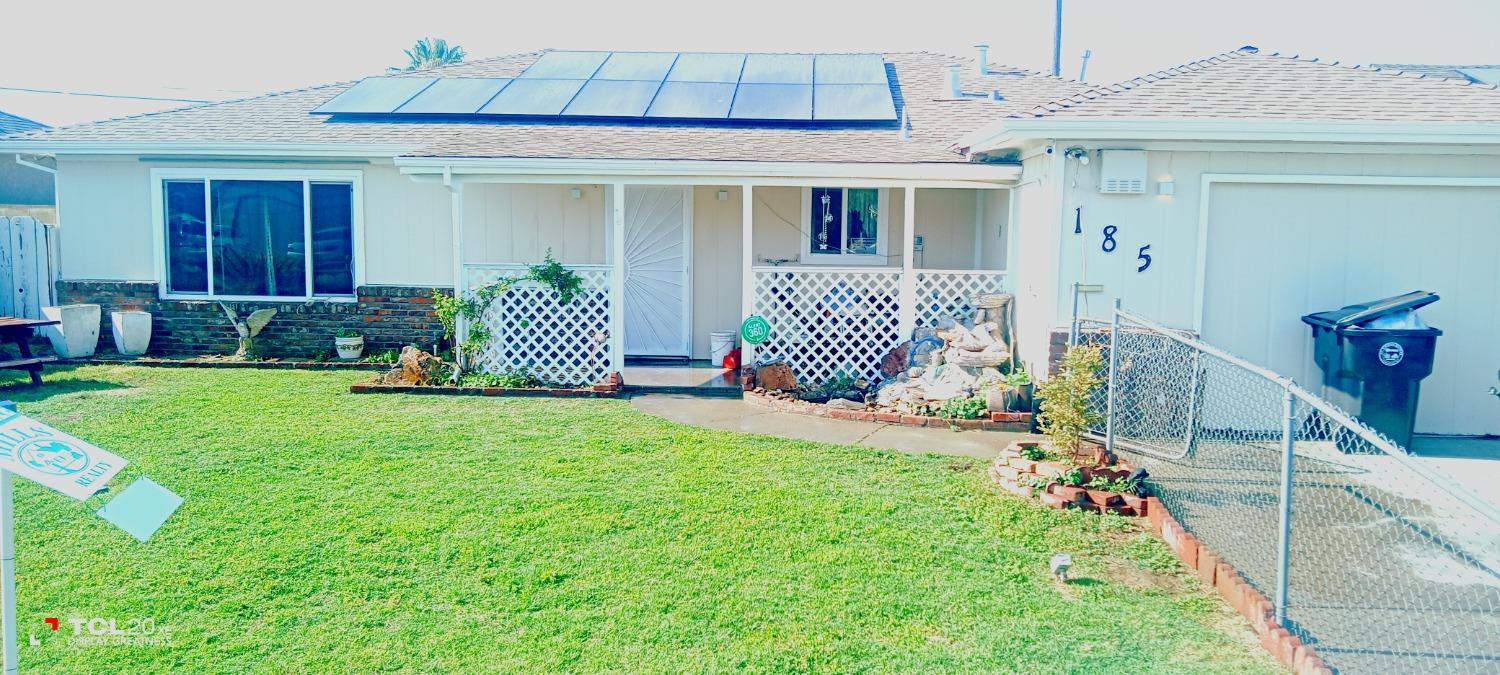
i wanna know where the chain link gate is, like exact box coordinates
[1073,302,1500,674]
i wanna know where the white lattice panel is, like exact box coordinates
[914,270,1007,329]
[752,268,901,385]
[463,264,613,386]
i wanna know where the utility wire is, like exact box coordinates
[0,85,215,104]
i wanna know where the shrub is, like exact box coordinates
[937,395,987,420]
[1036,344,1104,454]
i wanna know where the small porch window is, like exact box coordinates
[800,187,889,265]
[154,170,361,300]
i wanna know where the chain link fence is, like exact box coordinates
[1073,305,1500,674]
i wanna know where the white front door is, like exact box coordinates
[622,186,692,357]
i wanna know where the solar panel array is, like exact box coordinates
[312,51,897,122]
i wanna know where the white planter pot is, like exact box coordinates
[41,304,101,359]
[335,336,364,360]
[110,310,152,356]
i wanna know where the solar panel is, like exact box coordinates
[313,77,437,114]
[1458,68,1500,85]
[813,84,897,120]
[646,81,736,118]
[595,52,678,81]
[480,78,586,115]
[740,54,814,84]
[814,54,888,85]
[730,83,812,120]
[395,78,511,113]
[518,51,609,79]
[313,52,897,123]
[563,80,662,117]
[666,53,746,83]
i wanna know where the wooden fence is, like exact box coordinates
[0,216,57,319]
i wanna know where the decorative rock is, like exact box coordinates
[825,398,865,411]
[376,346,450,386]
[879,341,911,377]
[755,360,797,391]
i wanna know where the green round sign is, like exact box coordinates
[740,315,772,345]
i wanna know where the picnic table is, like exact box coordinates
[0,317,58,385]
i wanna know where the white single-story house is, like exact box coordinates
[1,46,1497,436]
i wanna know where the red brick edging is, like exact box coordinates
[990,440,1332,673]
[349,372,624,398]
[348,383,622,398]
[744,389,1031,432]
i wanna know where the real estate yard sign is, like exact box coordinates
[0,408,125,501]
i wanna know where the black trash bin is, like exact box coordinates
[1301,291,1442,449]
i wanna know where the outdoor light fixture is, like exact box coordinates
[1157,180,1175,196]
[1063,146,1089,165]
[717,189,729,201]
[569,188,582,200]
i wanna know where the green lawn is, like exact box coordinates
[0,365,1275,673]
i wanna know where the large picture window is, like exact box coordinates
[158,173,359,298]
[801,187,888,264]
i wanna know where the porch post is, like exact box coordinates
[897,184,917,340]
[449,177,466,359]
[741,183,756,367]
[610,183,627,375]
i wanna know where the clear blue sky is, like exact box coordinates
[6,0,1498,126]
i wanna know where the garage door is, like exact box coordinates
[1201,182,1500,436]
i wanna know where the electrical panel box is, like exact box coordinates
[1099,150,1147,194]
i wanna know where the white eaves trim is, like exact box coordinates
[0,140,418,158]
[957,118,1500,153]
[394,157,1021,186]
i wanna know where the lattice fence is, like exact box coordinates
[752,267,901,385]
[463,264,612,386]
[913,269,1006,329]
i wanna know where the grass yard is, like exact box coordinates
[0,365,1275,673]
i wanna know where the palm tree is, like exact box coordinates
[390,38,467,73]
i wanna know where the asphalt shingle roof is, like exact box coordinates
[3,51,1087,163]
[1014,47,1500,122]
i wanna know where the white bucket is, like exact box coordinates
[709,331,737,367]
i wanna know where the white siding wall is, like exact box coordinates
[1051,149,1500,327]
[1011,152,1064,373]
[461,183,606,265]
[55,157,454,286]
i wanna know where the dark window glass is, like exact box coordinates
[846,188,879,255]
[163,180,208,293]
[810,187,843,254]
[310,183,354,295]
[211,180,306,297]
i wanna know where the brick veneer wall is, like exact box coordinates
[55,280,449,358]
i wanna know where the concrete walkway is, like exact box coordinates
[630,393,1036,459]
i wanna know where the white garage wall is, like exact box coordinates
[1052,149,1500,327]
[56,156,455,286]
[1044,147,1500,435]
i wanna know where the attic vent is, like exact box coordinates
[1099,150,1147,194]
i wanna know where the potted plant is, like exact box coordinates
[1004,367,1034,412]
[334,328,364,360]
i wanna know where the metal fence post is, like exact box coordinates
[1274,385,1296,625]
[1105,298,1120,455]
[1069,282,1080,346]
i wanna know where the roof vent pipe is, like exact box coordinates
[948,64,963,98]
[975,44,990,75]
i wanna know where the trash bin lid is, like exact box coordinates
[1300,290,1439,330]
